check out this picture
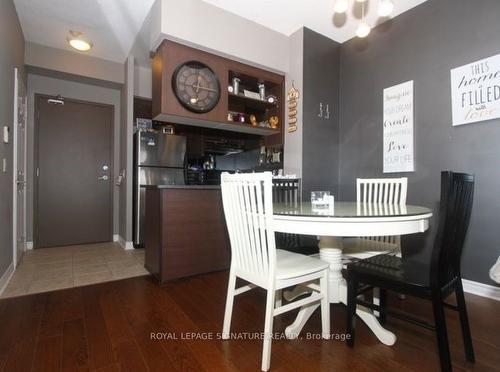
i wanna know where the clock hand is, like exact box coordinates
[194,74,201,93]
[191,84,217,93]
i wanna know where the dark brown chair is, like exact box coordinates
[346,171,475,372]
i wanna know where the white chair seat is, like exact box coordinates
[342,238,398,260]
[276,249,329,280]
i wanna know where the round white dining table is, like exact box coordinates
[272,201,433,345]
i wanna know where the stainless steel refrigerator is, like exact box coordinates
[134,130,187,246]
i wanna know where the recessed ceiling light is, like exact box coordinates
[67,30,93,52]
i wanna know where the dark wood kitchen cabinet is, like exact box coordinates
[144,185,231,283]
[152,40,285,144]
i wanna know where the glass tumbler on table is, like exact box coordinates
[311,191,332,209]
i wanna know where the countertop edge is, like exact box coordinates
[142,185,221,190]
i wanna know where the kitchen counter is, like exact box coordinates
[141,184,220,190]
[144,186,230,283]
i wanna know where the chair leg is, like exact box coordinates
[455,280,475,362]
[378,288,387,325]
[346,272,357,347]
[432,294,452,372]
[373,287,380,317]
[222,270,237,339]
[320,270,331,339]
[275,289,282,308]
[261,288,276,372]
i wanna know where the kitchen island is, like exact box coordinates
[144,185,231,283]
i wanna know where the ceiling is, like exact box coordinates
[202,0,430,43]
[13,0,429,65]
[14,0,155,63]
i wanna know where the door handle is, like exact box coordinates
[98,175,109,181]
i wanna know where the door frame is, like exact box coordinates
[12,68,27,267]
[33,94,115,249]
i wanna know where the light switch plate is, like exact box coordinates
[3,126,9,143]
[2,158,6,173]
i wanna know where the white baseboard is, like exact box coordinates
[26,241,33,250]
[462,279,500,301]
[117,235,134,250]
[0,263,15,296]
[113,234,119,242]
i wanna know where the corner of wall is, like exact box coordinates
[0,0,25,278]
[283,28,304,179]
[119,57,134,242]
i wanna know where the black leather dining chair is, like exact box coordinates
[345,171,475,372]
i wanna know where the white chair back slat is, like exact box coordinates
[242,181,259,273]
[272,178,300,206]
[255,179,269,274]
[356,177,408,246]
[388,182,394,204]
[221,172,276,280]
[227,180,247,270]
[357,178,408,205]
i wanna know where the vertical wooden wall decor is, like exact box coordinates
[287,82,299,133]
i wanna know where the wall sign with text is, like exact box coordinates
[451,53,500,126]
[383,80,414,173]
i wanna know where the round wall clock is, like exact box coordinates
[172,61,221,113]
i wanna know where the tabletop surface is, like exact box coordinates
[273,202,432,218]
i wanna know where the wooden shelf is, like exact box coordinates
[152,40,285,145]
[227,121,280,135]
[155,113,280,136]
[228,93,278,111]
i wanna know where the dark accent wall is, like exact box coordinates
[302,28,341,198]
[339,0,500,285]
[0,0,24,277]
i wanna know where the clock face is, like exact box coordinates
[172,61,221,113]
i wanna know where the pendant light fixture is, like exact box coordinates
[333,0,396,38]
[333,0,349,13]
[378,0,395,17]
[355,0,371,38]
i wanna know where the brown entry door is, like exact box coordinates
[36,96,113,248]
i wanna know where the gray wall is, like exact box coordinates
[119,57,134,242]
[302,28,341,198]
[0,0,25,277]
[339,0,500,285]
[26,73,122,241]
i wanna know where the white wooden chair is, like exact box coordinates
[342,177,408,315]
[221,172,330,372]
[343,177,408,259]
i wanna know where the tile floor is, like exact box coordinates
[1,242,147,299]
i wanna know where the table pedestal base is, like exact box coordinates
[284,236,396,346]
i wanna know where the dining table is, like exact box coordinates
[272,201,433,345]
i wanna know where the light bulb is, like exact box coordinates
[69,39,92,51]
[334,0,349,13]
[67,31,93,51]
[378,0,394,17]
[356,21,371,38]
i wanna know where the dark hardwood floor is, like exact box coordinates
[0,272,498,371]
